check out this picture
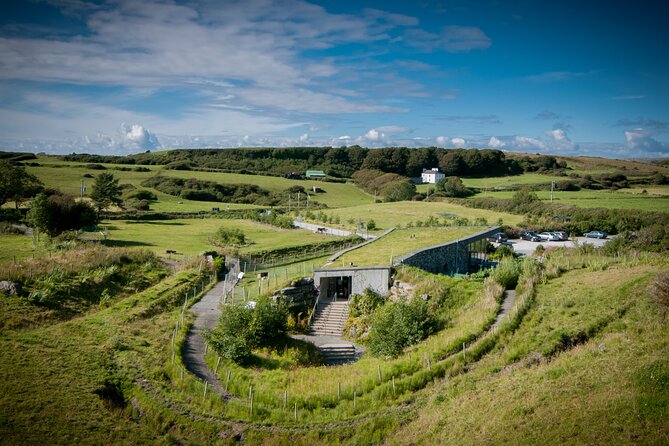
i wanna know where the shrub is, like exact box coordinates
[349,288,386,317]
[491,259,522,289]
[650,272,669,309]
[367,298,437,357]
[210,227,247,247]
[206,297,288,364]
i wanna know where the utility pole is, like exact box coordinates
[297,191,300,209]
[550,179,555,203]
[288,194,291,212]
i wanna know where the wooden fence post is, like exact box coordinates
[225,370,231,392]
[377,365,382,384]
[392,376,396,396]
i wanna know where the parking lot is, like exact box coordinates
[496,236,610,257]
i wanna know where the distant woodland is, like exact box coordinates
[61,147,565,178]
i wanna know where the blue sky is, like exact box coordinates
[0,0,668,157]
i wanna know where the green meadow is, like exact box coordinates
[25,158,372,210]
[101,218,342,257]
[316,200,523,231]
[477,188,669,213]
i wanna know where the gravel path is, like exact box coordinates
[493,289,517,329]
[182,271,238,397]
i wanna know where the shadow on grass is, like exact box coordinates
[101,240,154,248]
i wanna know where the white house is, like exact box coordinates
[421,168,445,184]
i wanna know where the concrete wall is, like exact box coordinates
[395,227,500,275]
[314,266,391,296]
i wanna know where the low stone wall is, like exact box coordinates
[271,278,317,308]
[395,226,500,275]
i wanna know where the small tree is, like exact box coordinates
[28,192,98,238]
[90,173,122,213]
[435,176,473,197]
[210,227,248,247]
[0,160,43,209]
[368,298,437,357]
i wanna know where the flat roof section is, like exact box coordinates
[326,227,485,268]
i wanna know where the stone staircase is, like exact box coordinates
[318,344,357,365]
[309,300,349,336]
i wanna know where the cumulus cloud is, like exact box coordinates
[435,135,449,146]
[488,136,504,148]
[624,128,668,151]
[364,128,384,141]
[451,137,466,146]
[299,133,309,142]
[121,123,161,151]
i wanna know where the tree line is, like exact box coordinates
[61,147,564,178]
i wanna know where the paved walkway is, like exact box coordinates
[493,289,517,329]
[182,264,239,397]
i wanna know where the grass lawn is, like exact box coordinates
[316,200,523,232]
[0,234,38,266]
[329,227,483,267]
[100,218,343,257]
[476,188,669,213]
[26,159,371,210]
[389,263,669,445]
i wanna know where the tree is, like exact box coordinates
[0,160,44,209]
[210,227,248,247]
[90,173,122,213]
[28,192,98,238]
[435,176,473,197]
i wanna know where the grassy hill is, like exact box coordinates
[1,246,667,445]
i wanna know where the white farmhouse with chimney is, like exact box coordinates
[421,168,445,184]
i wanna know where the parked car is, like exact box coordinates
[489,232,508,243]
[584,230,607,239]
[554,231,569,241]
[539,232,560,241]
[519,231,542,242]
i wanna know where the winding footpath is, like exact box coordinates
[493,289,517,329]
[182,266,239,397]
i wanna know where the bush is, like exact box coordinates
[349,288,386,317]
[491,259,522,289]
[367,298,437,357]
[206,297,288,364]
[210,227,247,247]
[649,272,669,309]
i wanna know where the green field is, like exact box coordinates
[316,200,523,232]
[477,188,669,213]
[328,227,483,267]
[390,263,669,445]
[100,218,343,257]
[25,158,372,210]
[0,233,38,265]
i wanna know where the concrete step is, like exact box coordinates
[318,344,356,365]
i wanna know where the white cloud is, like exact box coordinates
[299,133,309,142]
[624,128,668,151]
[435,135,449,146]
[122,123,161,151]
[451,137,466,146]
[364,128,384,141]
[488,136,504,148]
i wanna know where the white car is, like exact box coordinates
[538,232,560,241]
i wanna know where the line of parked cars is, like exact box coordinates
[519,230,569,242]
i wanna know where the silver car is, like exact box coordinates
[539,232,560,241]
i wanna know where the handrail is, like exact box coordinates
[307,289,320,328]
